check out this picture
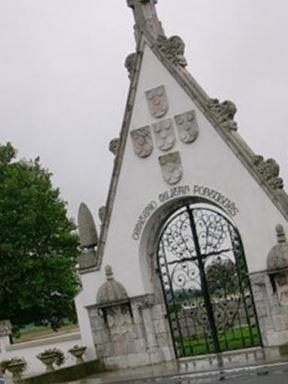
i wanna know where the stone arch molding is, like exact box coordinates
[138,195,238,295]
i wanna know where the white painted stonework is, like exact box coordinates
[5,2,288,377]
[75,5,288,367]
[90,44,286,292]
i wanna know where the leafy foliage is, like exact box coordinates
[205,258,238,296]
[0,143,79,332]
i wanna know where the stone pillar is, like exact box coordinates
[263,224,288,348]
[249,225,288,355]
[136,295,163,364]
[250,273,273,347]
[0,320,12,359]
[127,0,164,42]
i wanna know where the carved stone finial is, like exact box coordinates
[157,35,187,67]
[105,265,114,280]
[267,225,288,271]
[127,0,164,42]
[252,155,284,190]
[125,53,137,79]
[276,224,286,244]
[267,226,288,305]
[207,98,238,131]
[78,203,98,248]
[97,265,128,304]
[109,138,120,156]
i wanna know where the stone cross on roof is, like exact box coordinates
[127,0,164,42]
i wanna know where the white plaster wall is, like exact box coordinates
[85,44,288,301]
[74,291,96,360]
[74,270,106,359]
[0,332,82,377]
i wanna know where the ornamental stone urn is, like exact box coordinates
[68,346,87,364]
[37,353,56,372]
[6,360,26,383]
[267,224,288,306]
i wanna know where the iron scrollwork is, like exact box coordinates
[157,206,261,357]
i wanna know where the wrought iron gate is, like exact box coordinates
[157,205,261,358]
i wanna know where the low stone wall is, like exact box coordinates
[0,331,83,377]
[22,359,106,384]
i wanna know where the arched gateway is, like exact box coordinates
[76,0,288,371]
[156,203,261,357]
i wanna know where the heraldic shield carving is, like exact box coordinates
[174,110,199,144]
[130,126,153,158]
[159,151,183,185]
[152,119,176,152]
[145,85,169,118]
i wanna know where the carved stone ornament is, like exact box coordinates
[174,110,199,144]
[253,155,284,190]
[145,85,169,118]
[130,126,153,158]
[125,52,137,79]
[97,265,128,305]
[107,307,133,338]
[157,35,187,67]
[152,118,176,151]
[109,138,120,156]
[207,98,238,131]
[159,151,183,185]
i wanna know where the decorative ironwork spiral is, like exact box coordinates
[157,205,261,358]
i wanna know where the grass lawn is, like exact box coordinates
[176,325,261,356]
[13,323,79,344]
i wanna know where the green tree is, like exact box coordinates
[205,258,238,297]
[0,143,79,332]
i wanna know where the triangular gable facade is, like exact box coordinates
[98,37,287,288]
[76,1,288,369]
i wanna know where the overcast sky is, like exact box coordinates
[0,0,288,227]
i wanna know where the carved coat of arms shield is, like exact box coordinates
[130,126,153,158]
[152,119,176,151]
[159,151,183,185]
[145,85,169,118]
[174,110,199,144]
